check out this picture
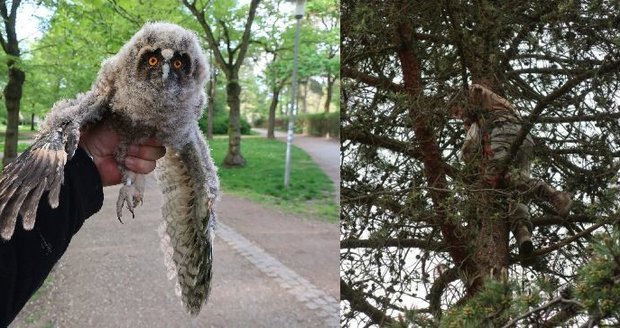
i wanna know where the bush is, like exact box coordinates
[199,111,252,135]
[299,112,340,138]
[253,116,266,128]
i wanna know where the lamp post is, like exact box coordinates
[284,0,306,187]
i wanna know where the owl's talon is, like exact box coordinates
[117,184,142,222]
[127,203,135,219]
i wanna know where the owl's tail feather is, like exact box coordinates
[156,147,215,316]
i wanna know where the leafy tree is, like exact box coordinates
[251,0,340,137]
[0,0,25,166]
[21,0,183,124]
[341,0,620,326]
[183,0,261,167]
[306,0,339,113]
[251,0,290,138]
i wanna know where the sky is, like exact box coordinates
[15,2,53,48]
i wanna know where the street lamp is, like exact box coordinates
[284,0,306,187]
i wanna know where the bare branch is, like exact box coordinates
[341,279,396,326]
[342,67,405,93]
[428,267,459,317]
[340,238,445,251]
[527,221,607,258]
[500,59,620,176]
[533,112,620,124]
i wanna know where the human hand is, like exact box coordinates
[78,124,166,186]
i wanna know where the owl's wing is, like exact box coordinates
[0,91,107,240]
[155,125,219,316]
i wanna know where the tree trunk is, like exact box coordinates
[324,73,334,113]
[206,70,216,140]
[297,80,307,115]
[395,19,479,296]
[465,79,510,294]
[30,113,35,131]
[3,62,25,167]
[267,85,282,139]
[223,80,246,167]
[468,189,510,294]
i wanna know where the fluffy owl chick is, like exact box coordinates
[0,22,219,316]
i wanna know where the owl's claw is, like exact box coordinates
[117,184,143,222]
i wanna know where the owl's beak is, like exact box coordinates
[162,62,170,82]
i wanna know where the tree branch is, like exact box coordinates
[527,221,607,258]
[341,279,396,326]
[428,267,459,317]
[181,0,229,72]
[342,67,405,93]
[343,126,457,177]
[340,238,445,251]
[232,0,261,73]
[501,294,584,328]
[500,59,620,176]
[533,112,620,124]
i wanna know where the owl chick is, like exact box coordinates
[0,22,219,316]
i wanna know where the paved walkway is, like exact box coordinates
[10,134,340,327]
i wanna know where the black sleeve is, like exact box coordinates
[0,147,104,327]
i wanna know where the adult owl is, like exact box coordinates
[0,22,219,315]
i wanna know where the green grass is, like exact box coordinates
[0,142,31,154]
[0,123,39,139]
[0,124,37,153]
[209,136,338,223]
[22,275,54,325]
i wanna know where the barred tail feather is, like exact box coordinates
[155,139,217,316]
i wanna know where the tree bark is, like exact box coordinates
[267,85,282,139]
[298,80,307,114]
[182,0,261,168]
[395,20,470,271]
[206,68,216,140]
[223,81,246,167]
[3,61,24,166]
[0,1,23,167]
[324,73,334,113]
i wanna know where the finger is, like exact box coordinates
[136,138,163,147]
[125,156,157,175]
[95,157,122,187]
[127,144,166,161]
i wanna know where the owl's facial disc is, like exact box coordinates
[140,48,192,85]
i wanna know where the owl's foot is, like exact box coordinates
[116,185,143,222]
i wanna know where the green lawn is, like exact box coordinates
[209,136,338,223]
[0,123,39,139]
[0,128,338,222]
[0,124,38,153]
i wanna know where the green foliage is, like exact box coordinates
[298,112,340,138]
[22,0,185,117]
[208,136,337,222]
[440,280,514,328]
[575,230,620,320]
[341,0,620,325]
[199,110,251,135]
[198,80,251,135]
[15,0,339,150]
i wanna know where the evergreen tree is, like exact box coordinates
[341,0,620,326]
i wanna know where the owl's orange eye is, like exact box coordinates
[173,59,183,69]
[148,56,158,66]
